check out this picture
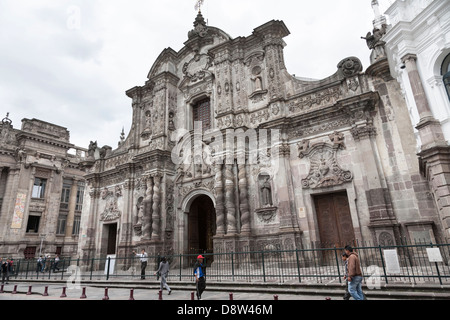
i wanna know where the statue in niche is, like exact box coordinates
[134,197,144,236]
[140,109,153,140]
[251,65,264,92]
[168,112,176,131]
[260,175,273,207]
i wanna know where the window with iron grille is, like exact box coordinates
[24,247,36,260]
[193,99,211,131]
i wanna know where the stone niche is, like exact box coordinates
[255,173,278,224]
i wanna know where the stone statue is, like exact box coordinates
[141,110,153,140]
[168,112,176,131]
[362,24,387,50]
[362,24,387,63]
[88,141,97,159]
[260,176,273,207]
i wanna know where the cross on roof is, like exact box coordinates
[195,0,204,13]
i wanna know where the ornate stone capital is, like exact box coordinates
[350,124,377,141]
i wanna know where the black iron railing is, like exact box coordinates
[5,241,450,285]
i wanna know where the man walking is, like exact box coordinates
[344,245,364,300]
[36,256,43,273]
[193,255,206,300]
[133,249,148,280]
[342,253,351,300]
[53,254,61,272]
[1,258,9,284]
[155,256,171,295]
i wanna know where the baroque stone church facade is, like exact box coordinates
[76,11,449,261]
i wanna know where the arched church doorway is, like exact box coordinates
[188,195,216,259]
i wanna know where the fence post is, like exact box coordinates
[261,250,266,283]
[179,254,182,281]
[378,245,388,284]
[15,260,20,279]
[25,260,30,280]
[90,258,94,281]
[61,258,67,280]
[48,259,52,280]
[295,248,301,283]
[106,257,111,281]
[333,246,342,284]
[231,251,235,282]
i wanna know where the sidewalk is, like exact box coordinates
[0,282,330,300]
[3,279,450,300]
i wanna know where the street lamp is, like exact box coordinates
[39,233,46,257]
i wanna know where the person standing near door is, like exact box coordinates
[133,249,148,280]
[193,255,206,300]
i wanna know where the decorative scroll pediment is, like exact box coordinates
[182,53,213,84]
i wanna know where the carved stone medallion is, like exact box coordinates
[300,142,352,189]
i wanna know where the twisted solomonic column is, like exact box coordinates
[238,163,251,233]
[214,163,225,235]
[142,175,153,240]
[225,164,237,234]
[151,173,162,240]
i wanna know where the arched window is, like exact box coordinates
[442,53,450,101]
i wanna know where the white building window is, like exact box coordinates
[32,178,47,199]
[442,53,450,102]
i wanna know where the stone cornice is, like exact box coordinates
[16,131,74,150]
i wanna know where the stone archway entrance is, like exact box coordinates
[188,195,216,255]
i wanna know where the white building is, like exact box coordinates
[381,0,450,238]
[382,0,450,146]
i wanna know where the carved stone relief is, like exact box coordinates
[183,53,213,83]
[100,185,123,222]
[299,137,352,189]
[337,57,363,78]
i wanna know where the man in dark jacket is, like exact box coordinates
[193,255,206,300]
[344,246,364,300]
[1,258,9,284]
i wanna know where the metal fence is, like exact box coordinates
[6,241,450,286]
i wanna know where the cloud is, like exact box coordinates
[0,0,378,149]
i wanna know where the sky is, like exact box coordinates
[0,0,394,150]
